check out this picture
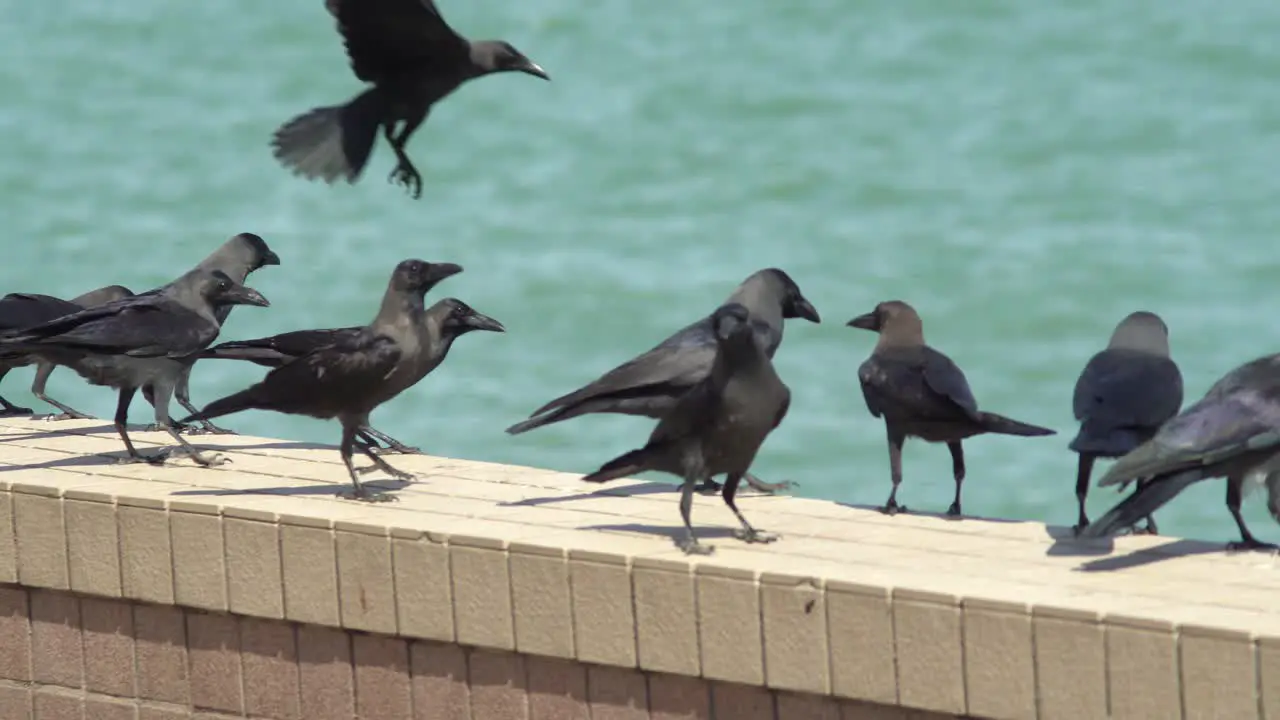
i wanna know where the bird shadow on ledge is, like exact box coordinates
[583,522,742,549]
[1070,538,1234,572]
[832,500,1026,525]
[496,481,684,508]
[168,479,411,498]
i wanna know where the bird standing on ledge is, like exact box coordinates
[272,0,550,199]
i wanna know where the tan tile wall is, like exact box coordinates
[2,419,1280,719]
[0,584,950,720]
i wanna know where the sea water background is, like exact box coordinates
[2,0,1279,541]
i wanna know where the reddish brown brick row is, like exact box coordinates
[0,584,948,720]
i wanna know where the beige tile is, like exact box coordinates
[570,557,635,667]
[63,499,121,598]
[697,569,763,685]
[169,511,226,611]
[526,656,588,720]
[634,565,698,675]
[709,682,774,720]
[1181,626,1256,720]
[509,547,573,658]
[1033,609,1106,720]
[280,524,339,627]
[648,672,710,720]
[241,617,300,720]
[297,625,354,720]
[14,493,69,590]
[761,575,829,694]
[841,700,909,719]
[0,587,32,682]
[962,601,1034,720]
[469,650,528,720]
[0,490,14,583]
[451,544,515,651]
[893,592,964,715]
[83,696,136,720]
[137,706,186,720]
[30,589,82,689]
[587,665,649,720]
[827,583,896,705]
[224,518,284,619]
[411,641,470,720]
[134,604,188,705]
[81,598,135,697]
[118,505,173,604]
[393,535,454,642]
[32,688,83,720]
[186,611,242,714]
[1107,618,1179,720]
[1261,637,1280,720]
[0,679,32,719]
[353,635,412,720]
[336,529,396,634]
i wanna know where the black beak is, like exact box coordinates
[226,285,271,308]
[261,250,281,266]
[427,263,464,286]
[518,60,550,81]
[793,297,821,324]
[465,310,506,333]
[847,312,878,331]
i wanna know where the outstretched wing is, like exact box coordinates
[327,0,469,82]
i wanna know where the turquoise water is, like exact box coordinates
[3,1,1280,543]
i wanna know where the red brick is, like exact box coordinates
[81,598,135,697]
[84,695,137,720]
[30,590,82,689]
[133,605,187,705]
[241,617,300,720]
[0,683,33,719]
[710,682,774,720]
[187,611,242,714]
[353,634,411,720]
[298,626,353,720]
[587,666,648,720]
[649,673,710,720]
[0,587,31,682]
[526,656,587,720]
[469,650,527,720]
[33,688,83,720]
[776,692,841,720]
[411,641,469,720]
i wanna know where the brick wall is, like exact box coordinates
[0,585,950,720]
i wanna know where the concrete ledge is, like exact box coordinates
[1,416,1278,719]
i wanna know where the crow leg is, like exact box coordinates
[175,369,235,435]
[30,361,92,420]
[1072,453,1095,535]
[112,387,166,465]
[141,384,189,433]
[880,428,908,515]
[147,380,227,467]
[1226,474,1278,551]
[336,422,398,503]
[677,477,714,555]
[946,441,966,517]
[354,439,415,482]
[384,113,426,199]
[724,472,778,544]
[359,425,421,454]
[1133,477,1160,535]
[0,367,32,416]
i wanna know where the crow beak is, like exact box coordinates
[228,286,271,308]
[847,312,878,331]
[466,311,506,333]
[427,263,464,285]
[793,297,821,324]
[519,61,550,81]
[262,250,282,266]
